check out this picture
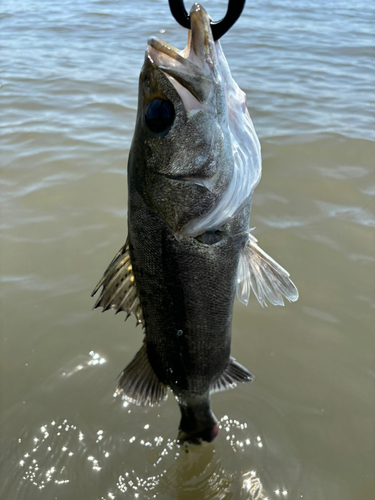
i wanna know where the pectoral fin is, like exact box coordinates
[236,233,299,307]
[92,239,144,325]
[117,342,168,407]
[211,358,253,394]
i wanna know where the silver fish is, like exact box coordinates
[92,3,298,443]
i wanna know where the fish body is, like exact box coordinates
[128,182,249,442]
[93,4,298,443]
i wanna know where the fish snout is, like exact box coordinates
[146,3,218,110]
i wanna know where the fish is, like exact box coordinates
[92,3,298,444]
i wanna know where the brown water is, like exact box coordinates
[1,1,374,499]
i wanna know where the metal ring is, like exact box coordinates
[168,0,246,41]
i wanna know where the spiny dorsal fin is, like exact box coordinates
[117,342,168,407]
[236,233,299,307]
[211,357,253,394]
[92,239,144,325]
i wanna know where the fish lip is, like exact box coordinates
[146,4,215,104]
[147,37,185,64]
[147,3,214,67]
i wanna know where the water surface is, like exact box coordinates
[1,0,374,499]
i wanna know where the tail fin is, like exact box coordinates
[177,400,219,444]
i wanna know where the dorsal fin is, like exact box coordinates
[236,233,299,307]
[117,342,168,407]
[92,239,144,325]
[211,358,253,394]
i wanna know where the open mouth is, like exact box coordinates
[147,3,214,105]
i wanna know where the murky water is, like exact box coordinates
[1,0,374,499]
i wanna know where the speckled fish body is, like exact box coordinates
[93,4,298,443]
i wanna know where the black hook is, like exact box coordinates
[168,0,246,41]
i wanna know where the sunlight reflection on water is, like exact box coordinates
[17,415,274,500]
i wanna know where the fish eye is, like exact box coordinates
[144,98,175,136]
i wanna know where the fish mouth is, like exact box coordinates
[147,3,215,105]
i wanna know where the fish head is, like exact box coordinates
[131,3,235,235]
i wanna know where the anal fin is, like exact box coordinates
[92,238,144,325]
[211,358,253,394]
[117,342,168,407]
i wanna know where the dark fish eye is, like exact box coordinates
[144,98,175,136]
